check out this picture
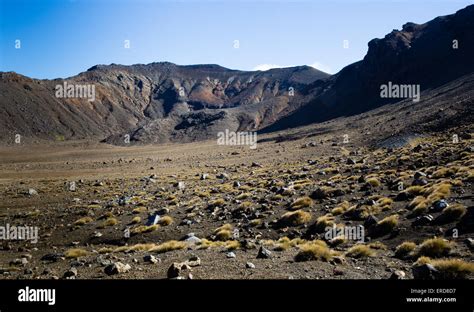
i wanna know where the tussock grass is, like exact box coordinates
[395,241,417,259]
[214,223,233,241]
[439,204,466,222]
[377,197,393,210]
[131,224,159,234]
[159,216,174,226]
[366,178,381,187]
[367,241,387,250]
[315,214,335,232]
[130,216,141,224]
[65,248,88,258]
[210,198,226,207]
[374,215,400,235]
[279,210,312,226]
[236,193,252,200]
[295,240,335,262]
[100,217,118,227]
[346,244,376,258]
[405,186,425,196]
[418,237,453,258]
[273,237,305,251]
[414,257,474,279]
[331,201,350,215]
[152,240,188,253]
[74,217,93,226]
[290,196,313,210]
[132,207,147,214]
[198,239,240,250]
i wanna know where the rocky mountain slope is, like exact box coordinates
[0,64,328,144]
[1,5,473,144]
[262,4,474,132]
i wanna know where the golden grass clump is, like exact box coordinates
[374,214,399,235]
[279,210,312,226]
[101,217,118,227]
[131,224,159,234]
[132,207,147,214]
[405,185,425,196]
[395,241,417,258]
[418,237,453,258]
[214,223,233,241]
[331,201,350,215]
[295,240,335,262]
[236,193,252,200]
[366,177,381,187]
[148,240,187,253]
[198,239,240,250]
[376,197,393,210]
[130,216,141,224]
[367,241,387,250]
[159,216,174,226]
[290,196,313,210]
[74,217,93,226]
[425,183,451,202]
[315,214,335,232]
[346,244,376,258]
[439,204,466,222]
[273,237,305,251]
[210,198,226,207]
[414,257,474,279]
[65,248,88,258]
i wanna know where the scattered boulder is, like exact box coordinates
[27,188,38,196]
[246,262,256,269]
[431,200,448,212]
[413,215,434,226]
[104,262,131,275]
[389,270,406,280]
[63,267,78,279]
[412,264,439,280]
[256,246,272,259]
[143,255,159,264]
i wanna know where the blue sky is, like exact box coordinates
[0,0,471,79]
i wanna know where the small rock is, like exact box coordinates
[246,262,256,269]
[413,215,434,226]
[146,214,160,226]
[389,270,406,280]
[414,172,427,180]
[167,262,192,279]
[104,262,131,275]
[431,200,448,212]
[216,173,230,180]
[143,255,159,264]
[226,252,236,258]
[63,267,78,279]
[176,182,185,190]
[200,174,209,180]
[256,246,272,259]
[27,188,38,196]
[41,253,64,262]
[412,264,439,280]
[364,215,379,228]
[465,238,474,250]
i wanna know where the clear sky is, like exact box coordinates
[0,0,471,79]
